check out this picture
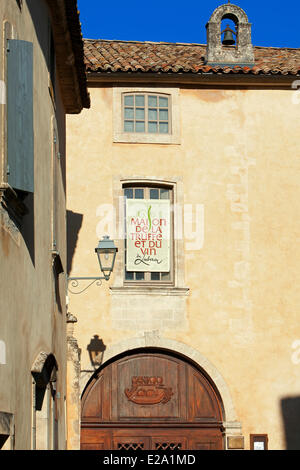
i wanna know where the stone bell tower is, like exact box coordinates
[205,2,255,67]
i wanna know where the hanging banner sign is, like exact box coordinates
[126,199,170,272]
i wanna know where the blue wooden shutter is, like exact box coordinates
[7,39,34,193]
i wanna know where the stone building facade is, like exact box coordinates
[0,0,89,450]
[66,3,300,450]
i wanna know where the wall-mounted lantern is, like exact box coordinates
[67,236,118,294]
[95,236,118,281]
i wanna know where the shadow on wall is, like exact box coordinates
[26,0,51,73]
[87,335,107,369]
[21,192,35,266]
[67,210,83,275]
[281,396,300,450]
[53,253,64,313]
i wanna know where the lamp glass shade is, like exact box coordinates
[95,236,118,278]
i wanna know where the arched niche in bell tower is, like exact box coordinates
[205,2,255,67]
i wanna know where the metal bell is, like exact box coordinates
[222,25,236,45]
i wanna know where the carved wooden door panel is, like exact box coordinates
[81,428,223,450]
[81,351,224,450]
[114,435,186,451]
[113,437,150,451]
[111,353,186,422]
[149,431,187,450]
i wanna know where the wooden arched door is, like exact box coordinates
[81,350,224,450]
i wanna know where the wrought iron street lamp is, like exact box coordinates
[67,236,118,294]
[95,236,118,281]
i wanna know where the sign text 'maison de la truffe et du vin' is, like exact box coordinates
[126,199,170,272]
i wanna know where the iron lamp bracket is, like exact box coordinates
[67,275,110,295]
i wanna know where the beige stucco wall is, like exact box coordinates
[66,83,300,450]
[0,0,67,450]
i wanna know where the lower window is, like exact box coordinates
[123,184,173,284]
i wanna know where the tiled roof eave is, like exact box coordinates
[84,39,300,80]
[86,71,299,90]
[86,67,300,77]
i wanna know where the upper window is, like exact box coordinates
[113,87,180,144]
[123,93,170,135]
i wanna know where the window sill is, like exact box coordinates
[110,286,189,296]
[113,132,180,145]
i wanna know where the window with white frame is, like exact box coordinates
[113,87,180,144]
[123,184,173,284]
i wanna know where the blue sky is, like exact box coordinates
[78,0,300,48]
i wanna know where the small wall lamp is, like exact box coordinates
[95,236,118,281]
[67,235,118,294]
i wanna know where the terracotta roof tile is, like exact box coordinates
[83,39,300,76]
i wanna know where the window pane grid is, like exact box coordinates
[124,185,172,283]
[123,94,170,134]
[147,95,169,134]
